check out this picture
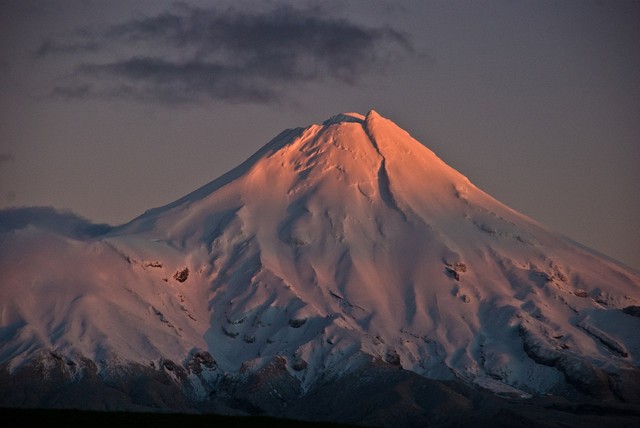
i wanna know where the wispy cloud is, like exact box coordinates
[37,38,102,57]
[43,4,412,104]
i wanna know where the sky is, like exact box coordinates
[0,0,638,269]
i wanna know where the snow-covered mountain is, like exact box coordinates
[1,110,639,425]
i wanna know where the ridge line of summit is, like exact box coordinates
[361,110,407,220]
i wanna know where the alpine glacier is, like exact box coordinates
[1,110,639,425]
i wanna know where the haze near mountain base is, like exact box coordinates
[1,110,639,425]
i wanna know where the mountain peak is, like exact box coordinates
[120,110,492,236]
[319,109,390,130]
[322,112,365,125]
[365,108,381,120]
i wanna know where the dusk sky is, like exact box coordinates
[0,0,638,269]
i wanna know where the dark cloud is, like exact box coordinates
[37,38,102,57]
[0,206,112,239]
[76,58,278,103]
[42,4,412,104]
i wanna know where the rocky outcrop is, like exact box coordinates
[173,268,189,282]
[623,306,640,318]
[518,323,640,401]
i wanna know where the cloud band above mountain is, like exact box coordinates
[41,4,412,104]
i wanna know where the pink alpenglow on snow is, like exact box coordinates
[1,111,639,418]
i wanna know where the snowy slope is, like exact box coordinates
[1,110,639,405]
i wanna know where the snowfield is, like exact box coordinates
[1,111,639,423]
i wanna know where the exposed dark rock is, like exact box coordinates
[385,349,401,366]
[445,266,460,281]
[49,351,63,361]
[288,318,307,328]
[161,359,188,381]
[292,359,308,372]
[173,268,189,283]
[221,326,239,338]
[453,262,467,273]
[187,351,217,374]
[622,306,640,318]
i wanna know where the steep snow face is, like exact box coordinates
[1,110,639,398]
